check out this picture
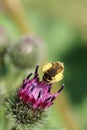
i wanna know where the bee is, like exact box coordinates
[42,61,64,84]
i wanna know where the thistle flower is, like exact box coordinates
[6,65,64,130]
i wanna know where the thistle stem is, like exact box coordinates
[54,86,79,130]
[4,0,32,34]
[0,56,4,67]
[11,126,18,130]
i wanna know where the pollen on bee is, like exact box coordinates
[42,61,64,84]
[42,63,52,72]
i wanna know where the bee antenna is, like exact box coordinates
[34,65,39,77]
[58,84,64,93]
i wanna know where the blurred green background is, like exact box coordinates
[0,0,87,130]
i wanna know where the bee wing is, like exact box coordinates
[49,71,64,84]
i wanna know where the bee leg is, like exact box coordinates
[58,84,64,93]
[34,65,39,78]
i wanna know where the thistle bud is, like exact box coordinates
[0,27,9,67]
[5,65,64,130]
[8,36,45,69]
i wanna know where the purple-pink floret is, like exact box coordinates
[18,65,64,109]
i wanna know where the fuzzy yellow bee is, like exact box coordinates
[43,61,64,84]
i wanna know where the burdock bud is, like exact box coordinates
[8,36,46,69]
[0,27,10,68]
[5,65,64,130]
[0,27,9,56]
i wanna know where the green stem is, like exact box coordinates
[0,56,8,76]
[11,126,18,130]
[0,56,5,67]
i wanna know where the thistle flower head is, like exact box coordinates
[6,65,64,129]
[19,65,64,109]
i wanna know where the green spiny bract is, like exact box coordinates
[5,92,47,130]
